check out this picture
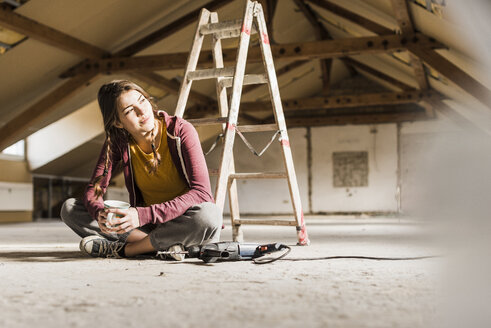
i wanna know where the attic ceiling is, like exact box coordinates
[0,0,490,178]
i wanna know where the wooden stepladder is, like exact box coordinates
[175,0,310,245]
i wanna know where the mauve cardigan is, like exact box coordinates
[83,111,214,226]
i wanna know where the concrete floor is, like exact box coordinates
[0,216,441,328]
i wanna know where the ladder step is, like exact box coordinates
[233,219,298,226]
[229,172,287,179]
[187,117,228,126]
[236,124,277,133]
[199,19,257,36]
[219,74,268,88]
[187,67,235,81]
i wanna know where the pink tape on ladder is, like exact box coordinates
[280,139,290,147]
[297,211,310,246]
[226,122,236,131]
[241,24,251,35]
[262,33,269,45]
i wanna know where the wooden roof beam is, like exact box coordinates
[242,60,309,95]
[294,0,334,94]
[408,45,491,108]
[286,111,428,127]
[339,58,491,132]
[307,0,490,110]
[61,33,443,77]
[114,0,231,57]
[0,72,100,151]
[306,0,394,35]
[0,4,107,59]
[59,0,231,77]
[390,0,429,90]
[129,71,212,106]
[342,57,414,91]
[190,90,440,116]
[0,2,230,150]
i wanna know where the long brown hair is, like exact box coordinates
[92,80,162,198]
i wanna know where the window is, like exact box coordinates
[0,1,29,55]
[1,139,25,159]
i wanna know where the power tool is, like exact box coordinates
[158,241,291,264]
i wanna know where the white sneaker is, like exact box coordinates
[80,236,125,258]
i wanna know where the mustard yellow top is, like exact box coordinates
[130,122,189,206]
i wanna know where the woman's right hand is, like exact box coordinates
[97,210,112,234]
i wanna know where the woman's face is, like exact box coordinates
[116,89,155,138]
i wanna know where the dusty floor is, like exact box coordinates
[0,216,441,328]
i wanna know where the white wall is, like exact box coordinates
[0,182,33,211]
[311,124,398,213]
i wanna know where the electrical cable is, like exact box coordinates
[277,255,440,262]
[253,245,291,264]
[253,245,440,264]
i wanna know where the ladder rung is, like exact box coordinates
[199,19,257,36]
[188,117,228,126]
[236,124,277,133]
[219,74,268,88]
[214,29,241,39]
[229,172,287,179]
[187,67,235,81]
[233,219,298,226]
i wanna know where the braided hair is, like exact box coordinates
[92,80,161,198]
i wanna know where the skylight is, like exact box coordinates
[0,0,29,54]
[1,139,25,159]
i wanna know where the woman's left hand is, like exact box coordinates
[106,207,140,234]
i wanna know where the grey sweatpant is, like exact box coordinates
[60,198,222,251]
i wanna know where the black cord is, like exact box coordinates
[253,245,440,264]
[278,255,440,262]
[253,245,291,264]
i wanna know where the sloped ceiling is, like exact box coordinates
[0,0,490,178]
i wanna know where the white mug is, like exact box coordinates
[103,200,130,226]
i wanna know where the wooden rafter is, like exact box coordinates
[59,0,231,76]
[306,0,491,110]
[242,60,308,95]
[306,0,394,35]
[61,33,443,76]
[390,0,429,90]
[294,0,333,94]
[0,4,106,59]
[114,0,231,57]
[341,58,491,132]
[130,71,212,106]
[0,2,230,150]
[408,45,491,107]
[286,111,428,127]
[190,90,440,115]
[0,5,212,103]
[0,73,100,150]
[342,57,414,91]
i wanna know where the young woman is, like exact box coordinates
[60,80,222,259]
